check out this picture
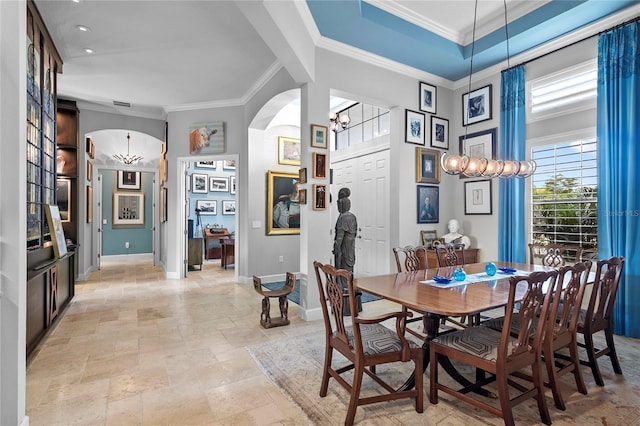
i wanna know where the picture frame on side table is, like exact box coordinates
[459,128,497,179]
[416,185,439,224]
[405,109,426,145]
[420,230,438,248]
[419,81,437,114]
[430,116,449,150]
[192,173,208,193]
[415,148,441,184]
[117,170,141,190]
[464,180,492,215]
[462,84,492,126]
[113,192,145,226]
[310,124,328,149]
[267,170,300,236]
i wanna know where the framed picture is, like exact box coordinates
[44,204,67,259]
[117,170,141,190]
[230,176,236,195]
[189,121,225,155]
[462,84,492,126]
[311,124,328,149]
[209,176,229,192]
[161,141,167,155]
[298,189,307,205]
[56,178,71,223]
[86,185,93,223]
[223,159,236,170]
[298,167,307,184]
[415,148,441,184]
[420,230,438,248]
[222,200,236,215]
[113,192,144,225]
[313,152,327,179]
[405,109,426,145]
[278,136,301,166]
[267,170,300,235]
[87,160,92,182]
[465,180,493,215]
[419,81,437,114]
[160,187,167,222]
[459,128,497,179]
[416,185,439,224]
[313,184,327,210]
[192,173,208,193]
[159,157,167,185]
[430,116,449,150]
[196,161,216,169]
[196,199,217,215]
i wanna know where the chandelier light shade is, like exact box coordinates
[440,0,536,179]
[329,110,350,132]
[113,132,143,165]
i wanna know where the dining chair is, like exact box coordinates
[392,245,429,272]
[429,270,559,426]
[435,242,466,267]
[313,261,423,426]
[528,243,583,267]
[252,272,296,328]
[574,256,625,386]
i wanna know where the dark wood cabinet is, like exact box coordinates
[188,238,203,270]
[426,248,479,267]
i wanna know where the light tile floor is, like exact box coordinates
[27,254,351,425]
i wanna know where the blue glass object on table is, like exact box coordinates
[485,262,497,276]
[452,267,466,282]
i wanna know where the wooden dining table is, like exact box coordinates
[354,261,553,392]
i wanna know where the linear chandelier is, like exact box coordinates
[441,0,536,179]
[113,132,143,165]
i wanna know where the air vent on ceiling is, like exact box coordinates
[113,100,131,108]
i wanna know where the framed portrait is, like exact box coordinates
[298,189,307,205]
[310,124,328,149]
[160,187,167,222]
[87,160,92,182]
[298,167,307,184]
[196,199,217,215]
[266,170,300,236]
[209,176,229,192]
[462,84,492,126]
[188,121,225,155]
[278,136,301,166]
[459,128,497,179]
[223,159,236,170]
[56,178,71,223]
[230,176,236,195]
[113,192,144,226]
[86,185,93,223]
[419,81,437,114]
[313,152,327,179]
[430,116,449,150]
[415,148,441,184]
[222,200,236,215]
[405,109,426,145]
[196,161,216,169]
[117,170,141,190]
[44,205,68,259]
[191,173,208,193]
[416,185,439,224]
[420,230,438,248]
[465,180,493,215]
[313,184,327,211]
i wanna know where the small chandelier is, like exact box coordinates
[441,0,536,179]
[329,110,350,132]
[113,133,143,165]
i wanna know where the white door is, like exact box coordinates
[332,149,390,277]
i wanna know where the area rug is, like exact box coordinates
[262,281,380,306]
[247,330,640,425]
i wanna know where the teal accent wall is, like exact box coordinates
[188,161,236,236]
[102,170,154,255]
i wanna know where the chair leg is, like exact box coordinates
[429,348,438,404]
[583,332,605,386]
[261,297,271,325]
[278,296,289,320]
[319,344,333,397]
[531,359,552,425]
[568,341,588,395]
[604,325,623,375]
[496,372,515,426]
[345,362,364,426]
[545,348,565,410]
[414,350,424,413]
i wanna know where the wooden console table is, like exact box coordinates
[204,228,229,259]
[426,247,479,267]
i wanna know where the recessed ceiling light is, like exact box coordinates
[71,0,80,3]
[83,48,94,54]
[75,25,91,32]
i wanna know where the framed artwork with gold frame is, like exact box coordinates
[266,170,300,236]
[278,136,301,166]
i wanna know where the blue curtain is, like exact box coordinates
[597,21,640,338]
[498,65,527,263]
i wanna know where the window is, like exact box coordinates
[528,59,597,121]
[334,102,390,150]
[530,136,598,260]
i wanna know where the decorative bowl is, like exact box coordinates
[498,267,517,274]
[433,276,452,284]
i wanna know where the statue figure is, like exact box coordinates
[442,219,471,248]
[333,188,357,272]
